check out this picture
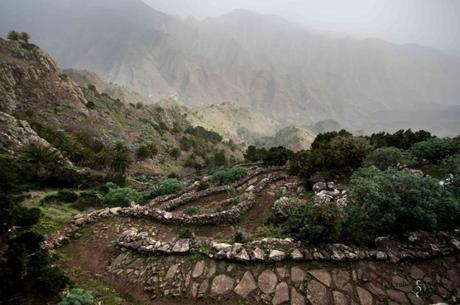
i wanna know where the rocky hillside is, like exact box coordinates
[255,126,317,152]
[0,38,242,175]
[1,0,459,135]
[63,68,152,105]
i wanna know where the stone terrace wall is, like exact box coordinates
[106,248,460,305]
[118,228,460,264]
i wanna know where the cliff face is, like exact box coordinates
[0,39,89,128]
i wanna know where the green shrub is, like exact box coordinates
[196,182,209,192]
[411,138,460,163]
[104,187,140,207]
[168,147,181,160]
[136,143,157,160]
[233,231,245,243]
[290,131,371,183]
[363,147,414,170]
[263,146,294,166]
[184,207,199,216]
[60,288,94,305]
[72,191,104,211]
[156,179,183,196]
[284,203,344,244]
[41,191,79,205]
[16,207,41,227]
[212,167,247,185]
[344,168,460,243]
[178,228,193,239]
[186,126,223,143]
[244,145,266,162]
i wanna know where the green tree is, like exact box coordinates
[363,147,414,170]
[18,32,30,43]
[344,168,460,243]
[7,30,19,41]
[110,142,131,175]
[263,146,294,166]
[411,138,460,163]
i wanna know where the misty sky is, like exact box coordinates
[143,0,460,51]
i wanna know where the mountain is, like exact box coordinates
[1,0,459,136]
[63,69,152,105]
[0,39,242,175]
[255,126,316,152]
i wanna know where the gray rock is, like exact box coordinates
[272,282,289,305]
[211,274,234,295]
[269,250,286,261]
[234,271,257,297]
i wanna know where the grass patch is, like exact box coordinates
[33,203,80,235]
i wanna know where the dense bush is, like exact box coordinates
[41,191,79,205]
[443,154,460,196]
[60,288,94,305]
[263,146,294,166]
[16,207,42,227]
[410,138,460,163]
[72,191,104,211]
[213,150,227,167]
[212,167,248,185]
[168,147,181,160]
[196,182,210,192]
[363,147,414,170]
[186,126,223,144]
[156,179,183,196]
[290,131,371,183]
[367,129,433,149]
[343,168,460,242]
[136,143,157,160]
[244,145,267,162]
[284,203,344,243]
[104,187,140,207]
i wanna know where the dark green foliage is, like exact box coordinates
[168,147,181,160]
[155,179,183,196]
[212,167,248,185]
[59,288,94,305]
[7,30,19,41]
[410,138,460,163]
[284,203,344,244]
[213,150,227,167]
[178,228,193,239]
[183,207,199,216]
[443,154,460,196]
[186,126,222,143]
[367,129,433,149]
[71,191,104,211]
[104,187,140,207]
[85,101,96,109]
[16,207,42,227]
[344,168,460,242]
[233,231,245,243]
[18,32,30,43]
[244,145,266,162]
[263,146,294,166]
[110,142,132,175]
[196,182,209,192]
[41,191,79,205]
[363,147,414,170]
[136,143,157,160]
[290,131,371,183]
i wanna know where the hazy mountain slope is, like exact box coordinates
[63,69,152,105]
[0,39,243,174]
[1,0,460,135]
[255,126,316,152]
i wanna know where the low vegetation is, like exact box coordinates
[212,167,248,185]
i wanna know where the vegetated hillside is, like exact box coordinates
[255,125,317,152]
[1,0,459,136]
[186,102,281,144]
[63,68,152,105]
[0,38,242,175]
[309,119,342,134]
[66,69,282,146]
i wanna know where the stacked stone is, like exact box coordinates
[117,229,460,264]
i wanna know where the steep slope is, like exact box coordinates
[63,69,152,105]
[1,0,459,135]
[0,39,242,174]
